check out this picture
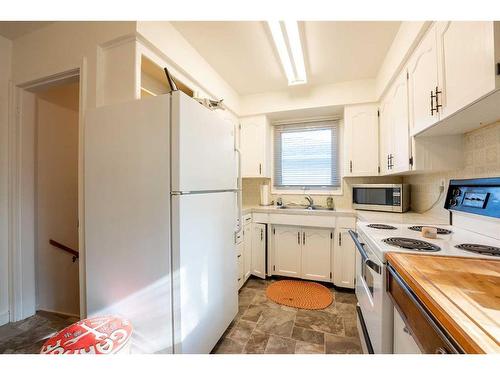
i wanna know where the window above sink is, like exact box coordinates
[272,120,342,195]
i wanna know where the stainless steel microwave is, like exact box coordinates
[352,184,410,213]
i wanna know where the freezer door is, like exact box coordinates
[85,95,173,353]
[171,91,236,192]
[171,191,238,353]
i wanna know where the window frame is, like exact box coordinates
[271,119,344,196]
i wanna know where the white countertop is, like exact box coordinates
[243,205,449,224]
[356,210,450,225]
[242,205,357,217]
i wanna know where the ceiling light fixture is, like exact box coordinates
[267,21,307,86]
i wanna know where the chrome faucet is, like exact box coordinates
[304,195,314,208]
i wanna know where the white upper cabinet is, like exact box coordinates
[344,104,380,176]
[379,69,411,175]
[436,21,498,119]
[408,23,440,135]
[240,115,271,178]
[409,21,500,136]
[301,228,332,282]
[251,223,266,279]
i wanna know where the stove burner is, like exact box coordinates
[408,225,452,235]
[455,244,500,257]
[367,224,397,230]
[383,237,441,252]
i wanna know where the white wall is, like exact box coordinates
[36,85,80,316]
[0,35,12,325]
[12,22,137,107]
[375,21,431,98]
[239,79,376,117]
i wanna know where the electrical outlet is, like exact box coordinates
[439,179,446,191]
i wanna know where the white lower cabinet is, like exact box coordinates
[243,222,252,281]
[301,228,332,282]
[236,242,244,289]
[393,307,422,354]
[333,229,356,289]
[251,223,266,279]
[274,225,302,277]
[273,225,333,282]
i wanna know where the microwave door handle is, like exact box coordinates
[348,230,381,274]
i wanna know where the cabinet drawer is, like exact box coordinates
[387,264,462,354]
[243,214,252,224]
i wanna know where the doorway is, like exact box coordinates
[32,79,80,317]
[9,69,85,323]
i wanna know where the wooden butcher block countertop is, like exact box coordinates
[386,253,500,354]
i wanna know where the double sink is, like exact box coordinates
[277,204,335,211]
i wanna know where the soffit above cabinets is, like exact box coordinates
[171,21,401,96]
[0,21,54,40]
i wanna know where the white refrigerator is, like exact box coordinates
[84,91,240,353]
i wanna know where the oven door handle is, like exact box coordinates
[348,230,382,275]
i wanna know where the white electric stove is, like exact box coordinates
[352,177,500,355]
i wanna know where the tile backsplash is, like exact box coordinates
[243,120,500,215]
[403,120,500,219]
[243,176,403,209]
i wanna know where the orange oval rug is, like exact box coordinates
[266,280,334,310]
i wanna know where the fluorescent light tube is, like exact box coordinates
[284,21,306,84]
[268,21,307,86]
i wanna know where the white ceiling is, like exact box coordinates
[0,21,54,40]
[172,21,401,96]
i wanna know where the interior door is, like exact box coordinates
[301,228,332,282]
[437,21,496,119]
[251,223,266,279]
[171,91,236,192]
[274,225,302,277]
[408,23,439,134]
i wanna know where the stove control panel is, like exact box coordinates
[445,178,500,218]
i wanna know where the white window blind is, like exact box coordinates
[273,120,340,190]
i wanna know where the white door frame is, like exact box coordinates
[8,59,88,321]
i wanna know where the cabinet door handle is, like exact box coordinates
[259,163,262,175]
[339,232,342,246]
[431,89,436,116]
[303,232,305,245]
[260,228,263,241]
[298,232,300,245]
[349,160,353,173]
[435,86,442,113]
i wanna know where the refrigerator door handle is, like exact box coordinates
[235,146,242,234]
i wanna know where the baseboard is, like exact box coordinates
[37,308,80,319]
[0,310,9,326]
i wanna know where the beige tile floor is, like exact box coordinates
[0,277,362,355]
[212,276,363,354]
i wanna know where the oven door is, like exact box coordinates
[349,230,385,353]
